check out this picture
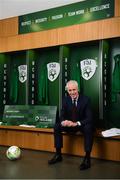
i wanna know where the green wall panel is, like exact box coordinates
[7,51,28,105]
[105,38,120,128]
[35,47,60,107]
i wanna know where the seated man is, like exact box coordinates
[48,80,94,170]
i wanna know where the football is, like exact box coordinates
[6,146,21,160]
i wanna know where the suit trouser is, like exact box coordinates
[54,123,94,153]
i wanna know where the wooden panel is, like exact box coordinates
[115,0,120,16]
[92,137,120,161]
[0,128,54,151]
[0,127,119,161]
[0,0,120,52]
[0,17,120,53]
[62,134,84,155]
[0,17,18,37]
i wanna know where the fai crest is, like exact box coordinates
[80,59,97,80]
[18,65,27,83]
[47,62,60,82]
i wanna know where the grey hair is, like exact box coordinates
[65,80,79,91]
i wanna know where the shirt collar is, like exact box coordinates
[72,96,79,103]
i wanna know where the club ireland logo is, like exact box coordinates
[80,59,97,80]
[47,62,60,82]
[18,65,27,83]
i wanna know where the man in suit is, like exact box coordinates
[48,80,94,170]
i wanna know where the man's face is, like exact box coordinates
[67,83,79,99]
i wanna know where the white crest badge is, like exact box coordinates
[80,59,97,80]
[47,62,60,82]
[18,65,27,83]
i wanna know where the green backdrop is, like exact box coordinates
[0,38,120,128]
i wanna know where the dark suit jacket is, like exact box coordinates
[60,94,93,127]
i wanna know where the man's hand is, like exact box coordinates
[61,120,78,127]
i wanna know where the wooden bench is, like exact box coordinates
[0,125,119,161]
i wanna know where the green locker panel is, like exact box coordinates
[0,53,9,119]
[99,40,111,128]
[105,38,120,128]
[27,49,38,105]
[60,46,70,99]
[34,47,60,108]
[7,51,28,105]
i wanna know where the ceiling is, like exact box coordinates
[0,0,85,20]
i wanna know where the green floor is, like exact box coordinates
[0,146,120,179]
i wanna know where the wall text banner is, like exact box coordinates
[19,0,114,34]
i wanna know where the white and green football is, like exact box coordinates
[6,146,21,160]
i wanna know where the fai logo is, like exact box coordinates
[80,59,97,80]
[47,62,60,82]
[18,65,27,83]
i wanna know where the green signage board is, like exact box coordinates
[19,0,114,34]
[2,105,57,128]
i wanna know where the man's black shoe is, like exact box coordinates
[48,154,62,164]
[80,157,91,170]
